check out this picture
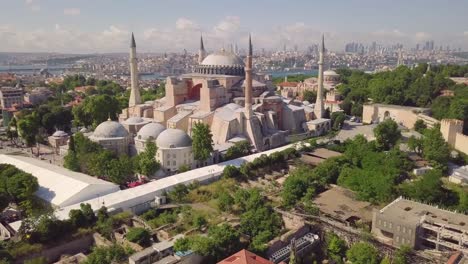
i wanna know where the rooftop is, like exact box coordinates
[378,197,468,231]
[217,249,273,264]
[0,154,119,207]
[313,185,374,223]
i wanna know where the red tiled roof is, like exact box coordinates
[217,250,273,264]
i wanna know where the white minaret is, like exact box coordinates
[314,34,325,119]
[129,33,141,107]
[245,34,253,119]
[198,34,206,64]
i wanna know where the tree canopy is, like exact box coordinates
[192,122,214,163]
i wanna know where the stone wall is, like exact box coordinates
[17,234,94,264]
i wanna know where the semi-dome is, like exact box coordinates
[136,122,166,141]
[201,50,244,66]
[324,70,339,76]
[123,116,146,125]
[156,128,192,148]
[92,120,129,138]
[52,130,68,137]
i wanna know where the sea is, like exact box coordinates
[0,65,318,80]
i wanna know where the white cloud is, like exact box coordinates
[1,18,467,53]
[214,16,241,34]
[64,8,81,16]
[175,18,199,31]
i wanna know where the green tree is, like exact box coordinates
[413,120,427,133]
[325,232,347,264]
[17,114,40,150]
[168,184,189,203]
[217,192,234,212]
[126,227,151,247]
[400,170,449,204]
[373,118,401,150]
[84,244,127,264]
[422,126,450,167]
[331,111,346,130]
[394,245,412,264]
[135,140,159,177]
[224,141,251,160]
[346,242,380,264]
[302,90,317,102]
[192,122,214,164]
[407,136,423,155]
[222,165,240,179]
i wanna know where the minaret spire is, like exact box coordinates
[314,34,325,119]
[129,33,141,107]
[198,34,206,64]
[245,34,253,118]
[131,32,136,48]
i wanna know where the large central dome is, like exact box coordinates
[201,50,244,66]
[196,49,245,76]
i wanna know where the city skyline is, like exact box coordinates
[1,0,468,53]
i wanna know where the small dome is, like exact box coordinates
[93,120,129,138]
[156,129,192,148]
[123,117,145,125]
[324,70,339,76]
[52,130,68,137]
[201,50,244,66]
[136,122,166,141]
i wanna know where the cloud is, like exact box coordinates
[214,16,241,34]
[1,18,467,53]
[64,8,81,16]
[175,18,199,31]
[25,0,40,12]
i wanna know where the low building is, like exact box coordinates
[48,130,69,154]
[156,128,194,173]
[0,154,120,207]
[362,103,433,128]
[305,118,331,136]
[24,87,53,105]
[372,197,468,254]
[313,185,374,226]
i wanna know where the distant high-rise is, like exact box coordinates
[128,33,141,107]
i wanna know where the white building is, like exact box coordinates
[156,128,194,173]
[449,165,468,185]
[0,154,119,207]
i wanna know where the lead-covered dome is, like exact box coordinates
[196,49,245,76]
[201,50,244,66]
[123,116,146,125]
[156,128,192,148]
[92,120,129,138]
[136,122,166,141]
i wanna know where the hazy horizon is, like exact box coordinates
[1,0,468,53]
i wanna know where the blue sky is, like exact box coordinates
[1,0,467,53]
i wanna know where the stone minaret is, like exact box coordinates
[245,34,253,119]
[129,33,141,107]
[198,34,206,64]
[314,34,325,119]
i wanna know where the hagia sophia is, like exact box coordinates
[86,33,332,175]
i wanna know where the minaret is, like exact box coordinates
[129,33,141,107]
[245,34,253,119]
[198,34,206,64]
[314,34,325,119]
